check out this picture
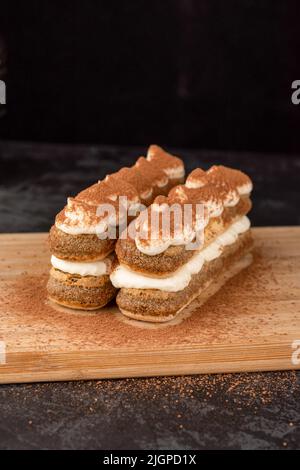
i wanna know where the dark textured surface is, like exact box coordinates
[0,374,299,450]
[0,141,299,450]
[1,140,300,233]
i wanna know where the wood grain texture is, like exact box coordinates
[0,227,299,384]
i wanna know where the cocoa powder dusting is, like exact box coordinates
[2,241,299,355]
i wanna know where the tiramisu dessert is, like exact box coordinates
[111,165,253,322]
[47,146,185,310]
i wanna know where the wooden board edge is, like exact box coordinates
[1,340,299,384]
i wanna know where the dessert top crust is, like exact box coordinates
[116,197,252,275]
[146,145,185,180]
[54,145,185,235]
[125,165,253,256]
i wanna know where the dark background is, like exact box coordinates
[1,0,299,153]
[0,2,300,451]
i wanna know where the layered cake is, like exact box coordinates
[111,165,253,322]
[47,146,185,310]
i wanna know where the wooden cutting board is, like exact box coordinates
[0,227,299,384]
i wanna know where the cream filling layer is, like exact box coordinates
[135,190,251,256]
[51,255,111,277]
[110,216,250,292]
[55,221,108,236]
[164,166,185,179]
[55,201,142,236]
